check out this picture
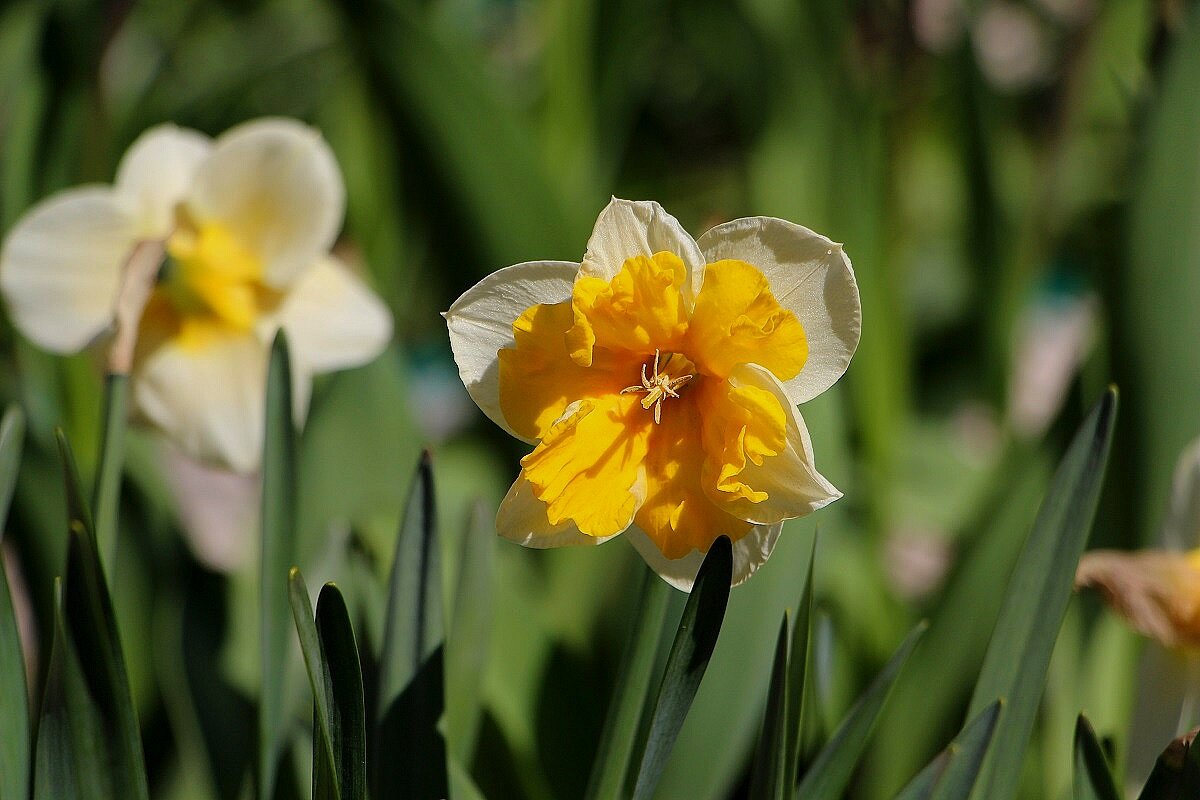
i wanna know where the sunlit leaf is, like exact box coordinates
[375,451,447,799]
[967,389,1117,800]
[795,621,927,800]
[748,615,789,800]
[631,536,733,800]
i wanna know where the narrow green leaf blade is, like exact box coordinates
[47,432,148,800]
[584,565,671,800]
[55,430,93,538]
[966,389,1118,800]
[631,536,733,800]
[748,615,790,800]
[894,701,1002,800]
[33,579,93,800]
[316,584,367,800]
[1074,715,1121,800]
[260,332,298,800]
[785,534,816,791]
[0,406,30,800]
[288,568,339,800]
[375,451,447,799]
[445,501,496,765]
[795,621,928,800]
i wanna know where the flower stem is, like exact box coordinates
[94,239,164,584]
[584,563,671,800]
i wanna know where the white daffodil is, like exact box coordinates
[0,118,392,472]
[446,198,860,589]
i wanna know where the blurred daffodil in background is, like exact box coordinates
[0,118,392,472]
[447,198,859,588]
[1077,437,1200,650]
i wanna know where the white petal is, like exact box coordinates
[580,198,705,302]
[445,260,578,441]
[496,475,621,548]
[698,217,861,404]
[114,124,212,239]
[719,363,842,525]
[272,256,392,375]
[626,522,783,591]
[186,118,344,288]
[0,187,138,353]
[132,332,270,473]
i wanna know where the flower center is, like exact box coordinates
[621,349,696,424]
[163,221,267,332]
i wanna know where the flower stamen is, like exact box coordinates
[621,349,694,424]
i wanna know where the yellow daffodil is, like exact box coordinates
[0,118,392,472]
[446,198,860,589]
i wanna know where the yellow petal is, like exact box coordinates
[496,475,621,548]
[700,364,840,524]
[697,216,859,403]
[498,300,638,441]
[566,251,690,367]
[633,389,754,559]
[520,395,650,538]
[685,258,807,381]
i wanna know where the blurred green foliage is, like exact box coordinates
[0,0,1197,798]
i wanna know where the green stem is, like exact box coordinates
[93,373,128,585]
[584,565,671,800]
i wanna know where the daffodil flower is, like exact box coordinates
[446,198,860,588]
[0,118,392,472]
[1076,437,1200,649]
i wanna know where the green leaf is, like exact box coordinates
[0,406,29,800]
[785,534,816,790]
[55,430,93,539]
[1137,729,1196,800]
[34,432,148,800]
[59,526,149,800]
[584,565,671,800]
[445,501,496,765]
[748,615,790,800]
[631,536,733,800]
[893,701,1002,800]
[795,621,927,800]
[375,451,447,799]
[966,389,1117,800]
[259,332,299,800]
[91,373,128,583]
[34,579,98,800]
[288,569,337,800]
[1074,715,1121,800]
[315,584,367,800]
